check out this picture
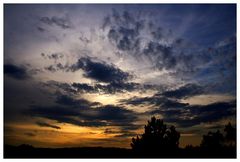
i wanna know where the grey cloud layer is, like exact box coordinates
[26,94,140,129]
[121,84,236,127]
[156,101,236,127]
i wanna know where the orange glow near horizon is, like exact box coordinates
[5,122,134,148]
[5,121,203,149]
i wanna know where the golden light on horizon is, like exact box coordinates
[5,122,132,148]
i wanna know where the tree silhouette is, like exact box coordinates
[200,130,224,148]
[131,116,180,156]
[200,122,236,149]
[199,123,236,157]
[224,122,236,146]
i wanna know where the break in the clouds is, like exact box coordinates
[4,4,236,148]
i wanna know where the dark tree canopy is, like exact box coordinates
[131,116,180,155]
[224,122,236,145]
[200,122,236,148]
[200,130,224,148]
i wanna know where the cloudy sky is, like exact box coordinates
[4,4,236,148]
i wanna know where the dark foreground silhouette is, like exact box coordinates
[4,144,236,158]
[4,117,236,158]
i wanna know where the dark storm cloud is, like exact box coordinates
[43,55,132,83]
[190,101,236,122]
[69,57,132,83]
[26,94,139,129]
[28,104,138,128]
[28,105,79,117]
[160,83,204,99]
[4,64,30,80]
[96,105,137,124]
[43,55,150,93]
[40,16,72,29]
[56,94,89,106]
[36,121,61,129]
[121,89,235,128]
[156,100,236,127]
[56,94,101,107]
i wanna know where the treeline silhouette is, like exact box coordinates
[4,117,236,158]
[130,117,236,158]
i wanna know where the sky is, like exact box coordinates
[4,4,236,148]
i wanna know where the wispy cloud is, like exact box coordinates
[36,121,61,129]
[40,16,72,29]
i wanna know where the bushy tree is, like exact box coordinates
[131,117,180,154]
[224,122,236,146]
[200,130,224,148]
[200,122,236,148]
